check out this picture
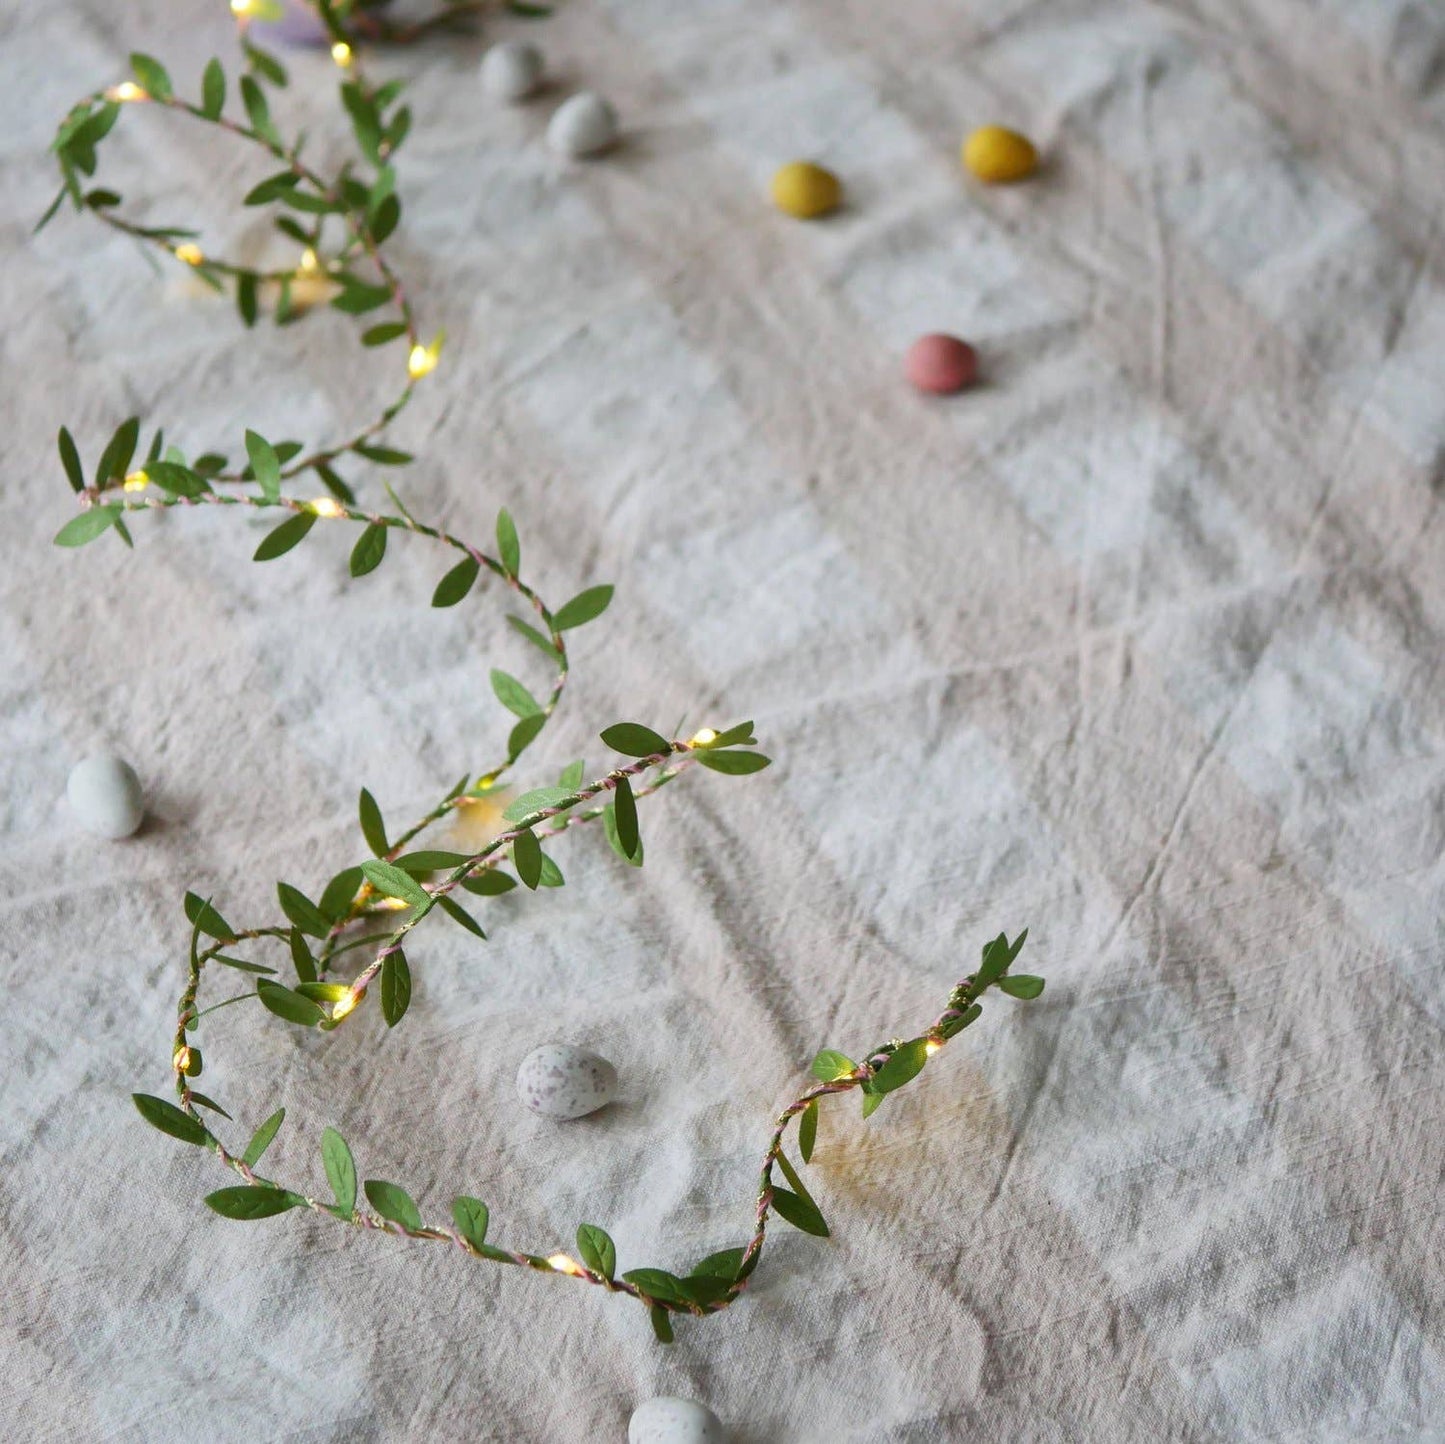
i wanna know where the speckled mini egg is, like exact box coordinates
[962,125,1038,184]
[547,92,619,158]
[628,1397,725,1444]
[66,753,145,839]
[516,1043,617,1119]
[481,41,543,102]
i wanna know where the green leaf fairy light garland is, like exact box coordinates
[43,3,1046,1342]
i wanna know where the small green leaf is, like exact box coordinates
[319,866,364,922]
[253,511,316,561]
[604,802,644,867]
[360,859,429,909]
[201,58,226,120]
[133,1093,209,1146]
[188,1091,232,1119]
[507,714,547,764]
[975,932,1013,990]
[621,1269,692,1305]
[576,1224,616,1282]
[365,1179,421,1230]
[496,508,520,576]
[691,1247,746,1281]
[860,1088,885,1119]
[277,882,330,939]
[322,1127,357,1213]
[506,1,553,16]
[558,759,585,789]
[512,828,542,889]
[295,982,350,1003]
[331,281,392,314]
[343,521,385,577]
[370,192,401,242]
[54,506,120,548]
[490,669,541,719]
[240,75,279,143]
[256,980,325,1027]
[507,615,560,662]
[537,852,564,887]
[184,891,233,941]
[939,1002,982,1040]
[438,895,486,938]
[288,926,316,984]
[452,1195,490,1251]
[810,1049,856,1082]
[58,427,84,492]
[244,429,281,500]
[695,750,771,775]
[395,851,472,874]
[358,788,388,856]
[612,775,640,859]
[244,171,300,206]
[870,1038,929,1095]
[130,52,173,101]
[502,787,574,824]
[650,1306,674,1344]
[771,1187,829,1237]
[432,555,480,607]
[205,1186,299,1220]
[798,1098,818,1163]
[553,584,613,631]
[998,973,1045,1000]
[699,720,756,749]
[362,322,407,347]
[380,950,411,1027]
[241,1107,286,1167]
[352,444,412,466]
[212,954,276,976]
[460,869,516,896]
[600,723,670,758]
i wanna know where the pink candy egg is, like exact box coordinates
[905,333,978,395]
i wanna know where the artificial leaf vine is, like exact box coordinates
[44,0,1046,1340]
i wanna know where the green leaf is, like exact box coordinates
[771,1187,830,1237]
[188,1091,232,1119]
[507,614,560,662]
[380,950,411,1027]
[201,58,226,120]
[576,1224,616,1282]
[452,1195,490,1251]
[537,853,564,888]
[360,859,429,909]
[277,882,330,939]
[314,461,354,504]
[395,851,472,873]
[58,427,84,492]
[256,980,325,1027]
[244,429,281,500]
[460,869,516,896]
[362,322,407,347]
[331,281,392,315]
[506,1,553,16]
[319,866,363,922]
[353,444,412,466]
[438,895,486,939]
[502,788,574,824]
[496,508,520,576]
[860,1088,885,1119]
[870,1038,929,1095]
[253,511,315,561]
[552,584,613,631]
[370,192,401,243]
[600,723,670,758]
[212,954,276,976]
[650,1306,674,1344]
[358,788,388,857]
[998,973,1045,1000]
[133,1093,209,1146]
[240,75,280,144]
[365,1178,421,1230]
[810,1049,856,1082]
[322,1127,357,1213]
[696,720,756,749]
[295,982,351,1003]
[184,891,233,941]
[205,1186,299,1220]
[288,926,316,984]
[147,461,209,498]
[695,750,771,775]
[512,828,542,889]
[691,1247,746,1281]
[939,1002,982,1040]
[241,1107,286,1167]
[54,506,120,548]
[244,171,300,206]
[558,759,585,790]
[798,1098,818,1164]
[612,774,640,859]
[432,555,480,607]
[491,669,541,720]
[507,712,547,762]
[621,1269,693,1306]
[604,802,644,867]
[130,52,173,101]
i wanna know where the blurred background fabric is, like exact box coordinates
[4,1,1445,1438]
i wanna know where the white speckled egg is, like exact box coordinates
[66,754,145,839]
[481,41,543,102]
[629,1397,724,1444]
[547,91,618,158]
[516,1043,616,1119]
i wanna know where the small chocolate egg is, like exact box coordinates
[771,161,842,219]
[547,92,619,158]
[905,333,978,395]
[517,1043,617,1119]
[481,41,543,102]
[962,125,1038,184]
[628,1397,725,1444]
[67,754,145,839]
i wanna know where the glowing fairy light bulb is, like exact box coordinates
[109,81,146,102]
[331,990,360,1023]
[123,469,149,492]
[924,1038,943,1057]
[407,344,436,380]
[173,1045,193,1073]
[298,247,320,274]
[376,896,410,911]
[689,728,718,748]
[174,243,204,266]
[331,41,353,68]
[310,497,343,518]
[547,1254,585,1276]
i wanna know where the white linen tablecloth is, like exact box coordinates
[4,1,1444,1438]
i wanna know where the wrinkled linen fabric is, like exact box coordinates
[3,1,1445,1439]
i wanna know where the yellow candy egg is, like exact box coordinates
[962,125,1038,184]
[771,161,843,219]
